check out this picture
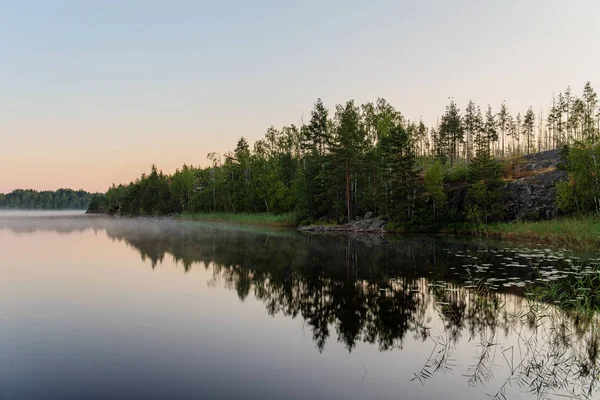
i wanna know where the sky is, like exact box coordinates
[1,0,599,193]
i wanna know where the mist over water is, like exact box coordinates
[0,210,86,218]
[1,212,599,400]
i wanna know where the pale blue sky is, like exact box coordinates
[1,0,598,192]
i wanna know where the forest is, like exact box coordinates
[0,189,94,210]
[88,82,600,230]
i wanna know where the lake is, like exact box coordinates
[1,211,599,400]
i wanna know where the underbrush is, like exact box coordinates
[177,212,297,227]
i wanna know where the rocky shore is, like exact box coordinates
[298,212,386,233]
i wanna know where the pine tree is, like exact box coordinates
[332,100,365,221]
[522,107,536,154]
[305,98,330,155]
[515,112,522,152]
[498,101,509,157]
[564,86,572,142]
[476,105,497,156]
[570,98,584,141]
[416,120,428,157]
[507,114,517,154]
[463,100,479,165]
[468,107,504,225]
[378,123,419,222]
[557,92,565,144]
[439,99,463,165]
[300,99,333,220]
[583,82,598,140]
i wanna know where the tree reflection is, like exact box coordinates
[103,222,486,352]
[100,221,536,356]
[4,217,599,398]
[105,221,600,398]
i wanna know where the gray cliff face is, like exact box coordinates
[504,168,567,221]
[447,149,568,222]
[504,149,567,221]
[514,149,563,173]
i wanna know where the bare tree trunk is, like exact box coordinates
[593,149,600,215]
[346,160,351,222]
[502,128,505,158]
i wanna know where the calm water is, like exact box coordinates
[1,211,599,400]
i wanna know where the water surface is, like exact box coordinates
[1,211,599,400]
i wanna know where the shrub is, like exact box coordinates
[556,180,577,214]
[445,164,469,183]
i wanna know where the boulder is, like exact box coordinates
[298,217,386,234]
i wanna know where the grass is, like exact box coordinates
[175,212,297,227]
[528,270,600,317]
[385,216,600,250]
[384,222,409,233]
[384,217,600,250]
[177,211,600,249]
[486,216,600,249]
[440,216,600,250]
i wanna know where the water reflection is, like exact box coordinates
[2,215,599,399]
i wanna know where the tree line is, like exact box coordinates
[0,189,94,210]
[89,81,600,227]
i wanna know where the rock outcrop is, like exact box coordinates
[504,169,567,221]
[300,150,569,234]
[299,214,386,234]
[514,149,563,174]
[446,149,568,222]
[505,149,568,221]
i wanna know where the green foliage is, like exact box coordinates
[556,180,577,213]
[424,162,446,200]
[479,105,497,153]
[171,165,195,213]
[100,165,172,216]
[465,152,504,224]
[332,100,366,221]
[420,161,448,229]
[177,212,296,227]
[463,100,482,162]
[298,99,333,220]
[88,96,503,229]
[560,141,600,214]
[89,84,600,230]
[0,188,95,210]
[378,123,420,222]
[86,194,106,213]
[522,107,536,154]
[444,164,469,183]
[497,101,509,157]
[305,98,330,155]
[437,100,463,165]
